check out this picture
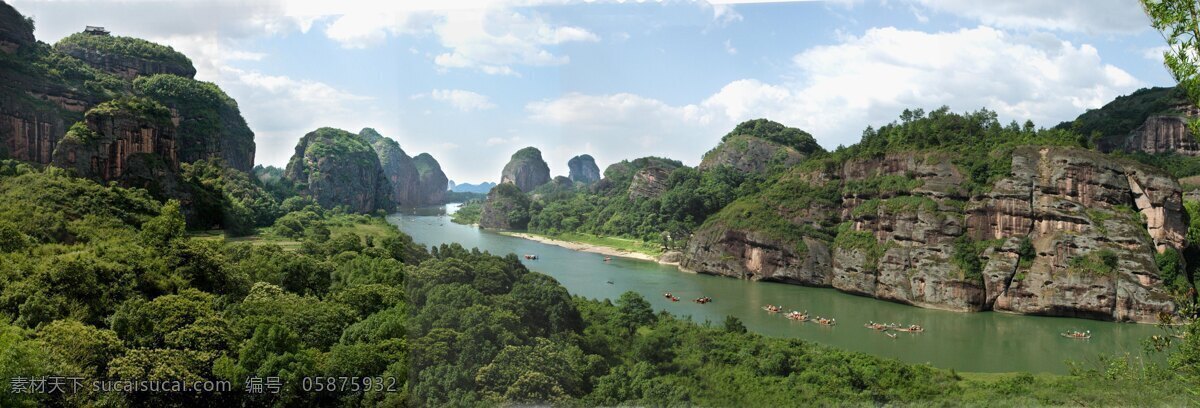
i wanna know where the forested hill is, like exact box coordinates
[464,102,1200,323]
[2,159,1194,407]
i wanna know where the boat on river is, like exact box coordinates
[864,322,894,331]
[894,324,924,333]
[763,304,783,313]
[785,311,809,321]
[1061,330,1091,339]
[814,317,836,326]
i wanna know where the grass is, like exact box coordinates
[188,216,397,251]
[511,230,663,257]
[189,228,302,250]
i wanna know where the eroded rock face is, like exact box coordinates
[359,128,421,206]
[628,166,676,200]
[414,153,448,205]
[683,148,1183,322]
[568,154,600,184]
[699,134,808,174]
[684,228,833,285]
[52,99,178,181]
[1126,114,1200,156]
[55,34,197,80]
[134,75,255,172]
[501,147,550,192]
[284,127,393,214]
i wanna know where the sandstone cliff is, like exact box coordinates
[133,74,255,172]
[414,153,448,205]
[1063,86,1200,156]
[501,147,550,192]
[683,148,1185,322]
[284,127,393,214]
[52,97,178,181]
[628,165,675,200]
[54,32,196,80]
[568,154,601,184]
[0,6,117,165]
[359,128,422,206]
[699,134,810,174]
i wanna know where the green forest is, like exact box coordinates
[7,0,1200,406]
[3,159,1199,407]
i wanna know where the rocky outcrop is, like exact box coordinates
[55,33,197,80]
[52,98,178,181]
[683,148,1184,322]
[568,154,600,184]
[699,134,808,174]
[0,2,34,54]
[1062,86,1200,156]
[284,127,393,214]
[628,165,674,200]
[501,147,550,192]
[359,128,422,206]
[134,74,255,172]
[479,183,531,230]
[685,228,834,285]
[1124,113,1200,156]
[414,153,448,205]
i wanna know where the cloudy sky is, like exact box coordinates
[8,0,1175,184]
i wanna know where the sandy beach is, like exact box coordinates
[500,232,660,262]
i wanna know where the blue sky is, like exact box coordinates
[10,0,1176,184]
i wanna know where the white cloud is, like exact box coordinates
[525,26,1142,163]
[212,67,382,166]
[1143,45,1170,63]
[724,39,738,55]
[9,0,291,80]
[302,1,599,75]
[413,89,497,111]
[431,9,598,75]
[905,0,1148,34]
[323,11,438,49]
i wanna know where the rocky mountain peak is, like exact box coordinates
[568,154,600,184]
[284,127,393,213]
[501,146,550,192]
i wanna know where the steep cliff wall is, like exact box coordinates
[133,74,255,171]
[359,128,422,206]
[501,147,550,192]
[414,153,448,205]
[284,127,393,214]
[683,148,1185,322]
[54,33,196,80]
[51,97,178,181]
[568,154,600,184]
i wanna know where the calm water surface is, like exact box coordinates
[389,204,1166,374]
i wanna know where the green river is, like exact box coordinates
[389,205,1167,374]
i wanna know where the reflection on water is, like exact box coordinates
[390,204,1166,374]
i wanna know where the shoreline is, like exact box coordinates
[499,232,663,263]
[479,226,1170,325]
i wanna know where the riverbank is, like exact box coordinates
[499,231,662,262]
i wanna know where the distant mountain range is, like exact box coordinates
[449,181,497,193]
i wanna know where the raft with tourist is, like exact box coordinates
[1061,330,1091,339]
[811,316,840,326]
[785,311,809,321]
